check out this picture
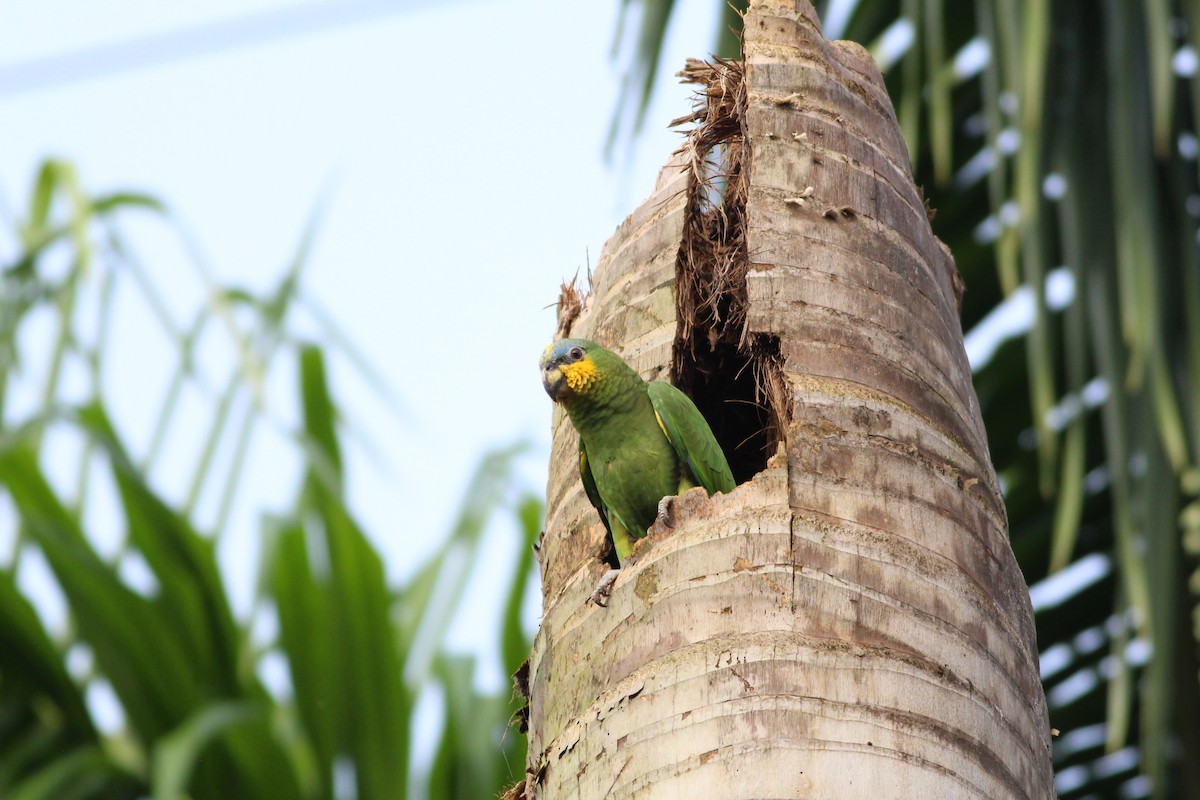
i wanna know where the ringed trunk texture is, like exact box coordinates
[527,1,1054,797]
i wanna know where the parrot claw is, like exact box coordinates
[656,496,675,528]
[591,568,621,607]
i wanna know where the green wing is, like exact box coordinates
[579,442,623,567]
[578,442,609,535]
[647,381,736,495]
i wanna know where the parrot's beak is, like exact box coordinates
[541,362,567,401]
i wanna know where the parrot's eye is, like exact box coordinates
[568,346,585,361]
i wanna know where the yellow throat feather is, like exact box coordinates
[560,357,600,394]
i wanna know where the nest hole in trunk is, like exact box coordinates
[675,333,785,485]
[672,55,788,486]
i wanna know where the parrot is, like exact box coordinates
[540,338,736,604]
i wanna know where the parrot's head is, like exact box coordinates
[540,338,603,402]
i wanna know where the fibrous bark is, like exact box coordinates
[525,1,1054,797]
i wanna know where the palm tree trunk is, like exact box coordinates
[525,1,1054,796]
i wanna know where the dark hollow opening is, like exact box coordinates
[676,335,783,486]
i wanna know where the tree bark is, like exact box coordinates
[525,1,1055,797]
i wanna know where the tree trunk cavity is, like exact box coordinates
[524,1,1055,797]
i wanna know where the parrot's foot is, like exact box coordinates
[590,568,621,607]
[656,496,676,529]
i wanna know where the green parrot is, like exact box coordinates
[540,338,735,601]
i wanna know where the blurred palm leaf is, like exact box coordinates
[0,162,537,799]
